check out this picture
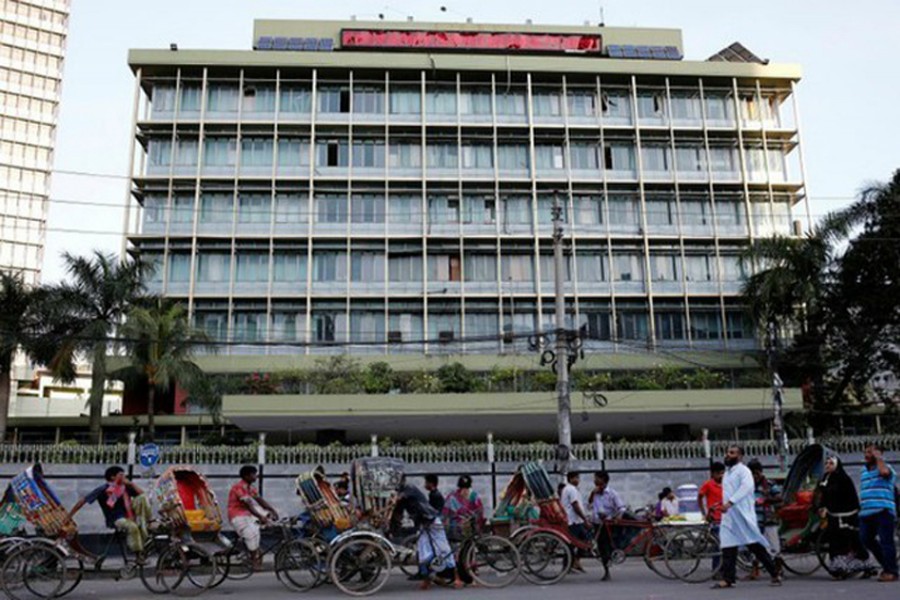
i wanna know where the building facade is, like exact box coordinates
[0,0,69,285]
[124,19,807,358]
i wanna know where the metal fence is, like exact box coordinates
[0,434,897,466]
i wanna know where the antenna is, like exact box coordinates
[599,4,605,27]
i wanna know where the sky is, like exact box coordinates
[42,0,900,282]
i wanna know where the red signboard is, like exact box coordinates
[341,29,602,54]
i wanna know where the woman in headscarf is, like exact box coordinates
[816,455,873,579]
[443,475,485,542]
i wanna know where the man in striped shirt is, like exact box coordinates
[859,443,898,582]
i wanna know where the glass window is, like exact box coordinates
[502,196,531,225]
[353,86,384,114]
[539,254,571,282]
[726,311,753,339]
[351,140,385,168]
[233,312,266,342]
[532,90,562,116]
[704,91,734,122]
[675,146,706,173]
[280,85,312,114]
[500,255,534,282]
[720,255,746,281]
[428,255,461,281]
[318,86,349,113]
[567,90,598,117]
[608,195,639,226]
[641,145,671,172]
[601,89,631,119]
[148,139,172,168]
[350,252,385,282]
[271,312,300,341]
[650,253,680,281]
[461,145,493,169]
[537,196,568,224]
[463,196,496,224]
[717,200,745,228]
[240,137,274,167]
[273,253,307,281]
[426,86,456,115]
[313,252,347,281]
[497,145,529,170]
[670,91,702,121]
[277,138,311,167]
[496,91,526,116]
[645,198,674,226]
[194,312,228,341]
[316,195,347,223]
[426,144,458,168]
[604,143,636,171]
[201,194,232,223]
[180,85,203,112]
[389,195,421,224]
[574,196,603,226]
[576,253,608,282]
[203,137,236,167]
[388,143,422,168]
[351,195,385,223]
[464,254,497,282]
[685,255,712,281]
[570,143,601,170]
[613,253,643,282]
[350,311,386,343]
[167,254,191,282]
[388,254,423,281]
[466,312,499,338]
[235,253,269,282]
[656,311,686,340]
[691,311,723,340]
[274,194,307,224]
[709,147,737,172]
[535,145,565,169]
[617,312,649,340]
[238,194,270,224]
[428,195,459,223]
[206,84,238,113]
[242,85,276,114]
[460,88,492,115]
[171,196,194,224]
[389,86,421,114]
[636,91,666,118]
[196,253,231,282]
[315,140,349,167]
[682,198,712,227]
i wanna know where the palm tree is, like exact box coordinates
[50,252,151,443]
[121,300,212,440]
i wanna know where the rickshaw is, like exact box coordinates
[0,465,194,600]
[777,443,829,576]
[496,462,671,584]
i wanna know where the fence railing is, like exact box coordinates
[1,434,897,467]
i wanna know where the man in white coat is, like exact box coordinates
[713,445,783,589]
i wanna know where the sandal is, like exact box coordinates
[711,581,735,589]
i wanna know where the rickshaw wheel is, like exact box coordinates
[274,538,321,592]
[16,544,68,600]
[779,531,822,576]
[644,527,677,580]
[328,538,392,597]
[156,542,218,597]
[462,534,520,588]
[395,533,418,577]
[518,531,571,585]
[664,527,721,583]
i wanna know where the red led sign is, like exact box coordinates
[341,29,602,54]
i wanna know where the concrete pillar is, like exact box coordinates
[371,434,379,457]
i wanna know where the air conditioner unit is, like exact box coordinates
[503,331,515,344]
[388,331,403,343]
[439,330,455,343]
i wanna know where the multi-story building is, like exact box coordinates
[0,0,69,285]
[120,19,810,442]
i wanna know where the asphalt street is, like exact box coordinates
[51,561,899,599]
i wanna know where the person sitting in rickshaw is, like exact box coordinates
[69,466,151,555]
[228,465,279,569]
[391,474,462,590]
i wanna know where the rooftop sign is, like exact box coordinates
[341,29,602,54]
[256,36,333,51]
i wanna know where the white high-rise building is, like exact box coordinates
[0,0,70,285]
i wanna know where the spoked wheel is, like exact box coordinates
[274,539,322,592]
[156,543,218,597]
[220,544,253,583]
[664,528,721,583]
[139,537,178,595]
[328,538,392,597]
[11,544,68,600]
[15,539,83,600]
[461,535,520,588]
[779,533,821,577]
[644,527,676,580]
[517,531,572,586]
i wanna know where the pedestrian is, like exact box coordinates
[560,471,590,573]
[391,474,462,589]
[443,475,485,542]
[424,474,444,512]
[712,445,782,589]
[858,443,898,582]
[747,459,782,579]
[589,470,625,581]
[68,466,151,555]
[816,455,872,579]
[227,465,279,569]
[698,462,726,572]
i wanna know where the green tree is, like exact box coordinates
[121,300,212,440]
[363,362,394,394]
[435,362,477,393]
[309,356,363,394]
[50,252,151,443]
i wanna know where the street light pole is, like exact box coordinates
[767,320,787,472]
[552,192,572,474]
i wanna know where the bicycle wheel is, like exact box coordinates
[644,527,677,580]
[156,543,218,597]
[221,543,253,582]
[20,544,68,600]
[274,539,321,592]
[462,535,520,588]
[328,538,392,597]
[517,531,571,586]
[17,539,82,600]
[664,528,721,583]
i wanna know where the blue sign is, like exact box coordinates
[139,443,160,468]
[256,36,334,52]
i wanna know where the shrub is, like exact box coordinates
[363,362,395,394]
[409,370,442,393]
[310,356,364,394]
[436,362,477,393]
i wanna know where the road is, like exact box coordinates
[54,561,898,599]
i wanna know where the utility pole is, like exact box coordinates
[552,192,572,475]
[767,320,787,472]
